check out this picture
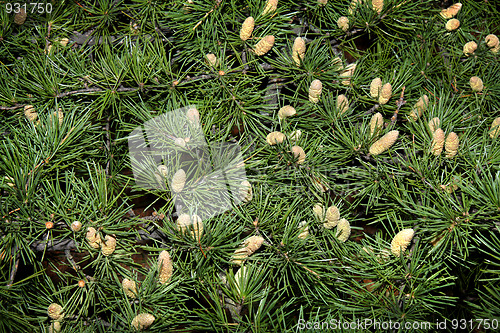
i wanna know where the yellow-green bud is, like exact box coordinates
[378,83,392,105]
[240,17,254,41]
[469,76,483,92]
[489,117,500,139]
[370,112,383,137]
[266,131,286,145]
[254,35,275,56]
[431,128,445,156]
[445,18,460,31]
[292,37,306,66]
[336,218,351,242]
[445,132,459,158]
[309,79,322,103]
[391,228,414,256]
[369,130,399,155]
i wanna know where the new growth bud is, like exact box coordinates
[370,112,383,137]
[369,130,399,155]
[122,278,137,298]
[291,145,306,164]
[231,235,265,266]
[171,169,186,193]
[440,3,462,19]
[101,235,116,256]
[254,35,275,56]
[489,117,500,139]
[337,16,349,32]
[469,76,483,92]
[278,105,296,119]
[445,132,459,158]
[240,17,254,41]
[409,95,429,121]
[336,94,349,115]
[445,19,460,31]
[131,313,155,331]
[431,128,445,155]
[266,131,286,145]
[309,79,322,103]
[158,250,173,284]
[370,78,382,99]
[292,37,306,66]
[336,218,351,243]
[391,228,414,256]
[378,83,392,105]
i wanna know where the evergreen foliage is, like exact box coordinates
[1,0,500,331]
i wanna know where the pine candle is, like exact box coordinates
[177,214,204,242]
[262,0,278,16]
[309,79,322,103]
[428,117,441,133]
[372,0,383,13]
[70,221,82,232]
[391,228,414,256]
[370,112,383,137]
[440,3,462,19]
[337,16,349,32]
[323,206,340,229]
[336,218,351,243]
[131,313,155,330]
[336,94,349,115]
[278,105,296,119]
[313,203,325,221]
[254,35,275,56]
[485,34,500,53]
[297,221,309,239]
[469,76,483,92]
[445,19,460,31]
[206,53,218,67]
[409,95,429,121]
[340,63,356,86]
[14,8,27,25]
[239,180,253,203]
[122,278,137,298]
[186,107,200,124]
[378,83,392,105]
[292,37,306,66]
[231,235,265,265]
[47,303,64,320]
[24,105,37,122]
[431,128,445,155]
[291,145,306,164]
[86,227,101,249]
[463,41,477,56]
[369,130,399,155]
[370,78,382,98]
[171,169,186,193]
[445,132,459,158]
[489,117,500,139]
[240,17,254,41]
[158,250,173,284]
[101,235,116,256]
[266,131,286,145]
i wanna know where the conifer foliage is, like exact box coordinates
[1,0,500,332]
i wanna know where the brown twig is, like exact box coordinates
[193,0,222,31]
[7,247,20,287]
[65,249,81,272]
[391,86,406,125]
[364,103,380,115]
